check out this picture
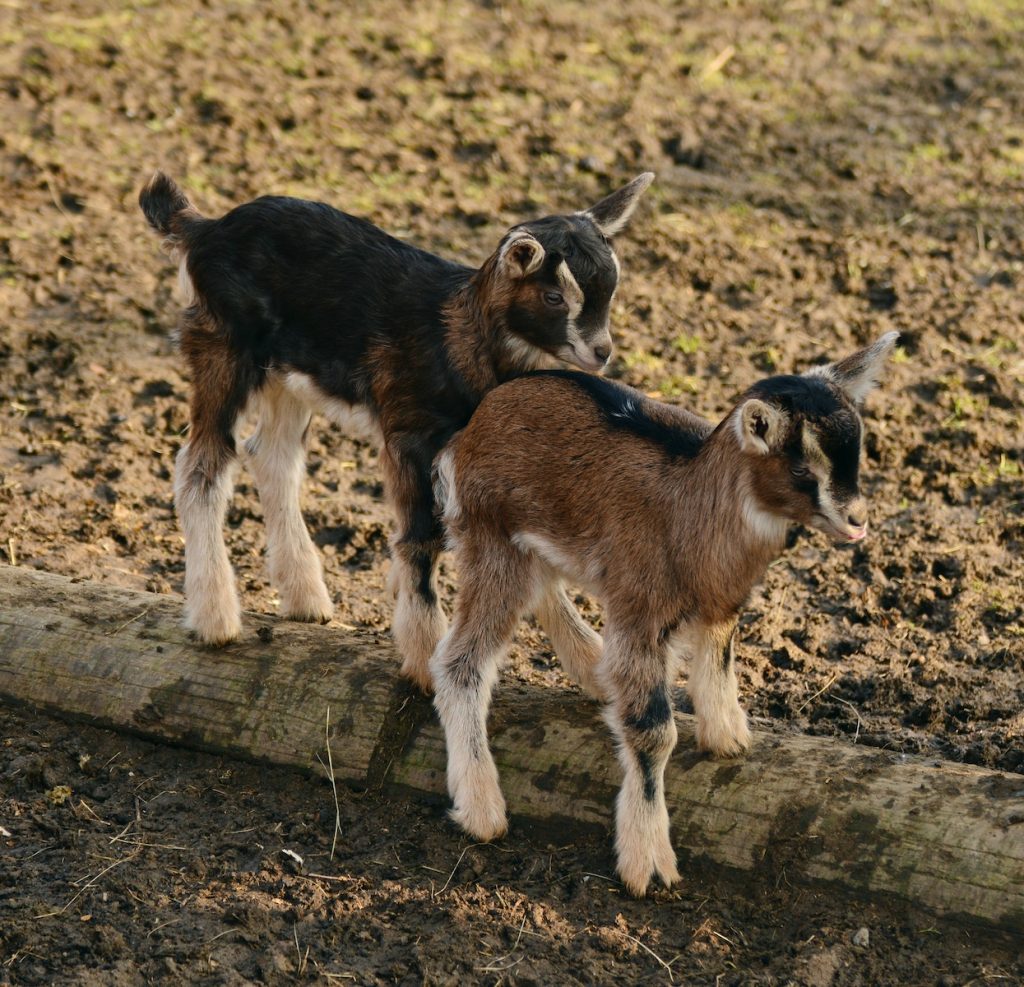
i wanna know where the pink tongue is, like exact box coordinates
[848,529,867,542]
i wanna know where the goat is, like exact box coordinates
[139,171,653,687]
[430,332,899,896]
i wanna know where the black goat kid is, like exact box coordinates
[139,171,653,687]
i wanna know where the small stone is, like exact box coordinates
[852,926,870,947]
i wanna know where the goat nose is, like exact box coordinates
[846,496,868,529]
[593,343,611,363]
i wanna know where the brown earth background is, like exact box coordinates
[1,0,1022,983]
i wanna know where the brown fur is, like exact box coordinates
[449,385,779,626]
[429,334,898,896]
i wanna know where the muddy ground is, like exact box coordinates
[1,0,1022,983]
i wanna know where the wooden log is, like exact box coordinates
[0,564,1021,930]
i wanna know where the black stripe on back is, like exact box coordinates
[526,370,706,460]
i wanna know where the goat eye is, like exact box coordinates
[790,464,812,479]
[543,291,564,307]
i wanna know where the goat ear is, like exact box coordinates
[805,331,900,405]
[736,399,787,455]
[584,172,655,238]
[499,232,546,279]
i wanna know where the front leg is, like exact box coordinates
[600,630,681,897]
[383,439,448,692]
[685,621,751,757]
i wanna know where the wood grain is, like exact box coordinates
[0,564,1021,930]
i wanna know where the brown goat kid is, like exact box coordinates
[139,172,653,686]
[430,333,899,896]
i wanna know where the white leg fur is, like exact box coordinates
[604,701,680,896]
[686,626,751,757]
[246,383,332,624]
[389,553,447,692]
[174,444,242,644]
[431,630,507,840]
[534,583,605,699]
[613,754,680,896]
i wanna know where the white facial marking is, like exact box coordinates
[554,259,612,369]
[802,425,865,542]
[740,487,789,545]
[555,259,584,320]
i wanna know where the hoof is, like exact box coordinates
[450,799,508,843]
[400,656,434,695]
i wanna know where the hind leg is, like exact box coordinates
[175,442,241,644]
[383,438,448,691]
[431,535,541,840]
[245,380,332,624]
[175,322,254,644]
[534,580,605,699]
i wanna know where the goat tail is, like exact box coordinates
[139,171,200,240]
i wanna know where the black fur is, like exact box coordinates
[626,684,673,733]
[748,374,844,417]
[140,172,640,644]
[139,172,192,236]
[637,750,658,802]
[814,416,862,501]
[530,370,708,460]
[751,374,863,500]
[176,195,478,419]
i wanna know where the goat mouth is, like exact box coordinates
[811,513,868,544]
[557,344,607,373]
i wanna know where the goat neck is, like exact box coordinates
[669,426,789,621]
[442,255,550,394]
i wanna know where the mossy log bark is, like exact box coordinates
[0,565,1021,930]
